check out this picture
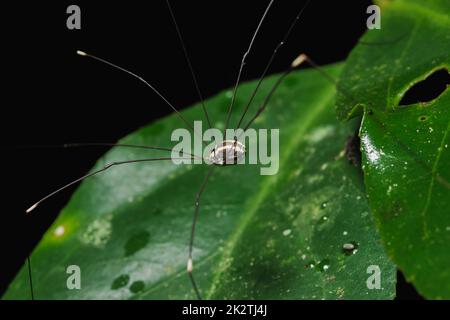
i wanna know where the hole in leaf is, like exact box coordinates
[399,68,450,106]
[345,133,361,167]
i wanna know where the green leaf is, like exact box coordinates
[336,0,450,298]
[4,64,395,300]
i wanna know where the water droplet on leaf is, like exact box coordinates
[342,241,359,256]
[318,215,329,224]
[317,259,331,272]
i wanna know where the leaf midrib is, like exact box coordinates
[205,80,337,299]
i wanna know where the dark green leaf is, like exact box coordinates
[4,64,395,299]
[336,0,450,298]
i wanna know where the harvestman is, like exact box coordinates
[24,0,317,299]
[26,0,448,299]
[25,0,446,300]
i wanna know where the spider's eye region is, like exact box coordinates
[209,140,246,166]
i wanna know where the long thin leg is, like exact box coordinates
[76,51,205,144]
[224,0,275,133]
[301,55,450,189]
[242,71,290,132]
[26,156,194,213]
[305,55,450,189]
[187,166,215,300]
[11,142,201,160]
[235,0,312,130]
[241,54,307,133]
[27,256,34,300]
[244,53,450,190]
[165,0,212,129]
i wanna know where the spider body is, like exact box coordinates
[209,140,246,166]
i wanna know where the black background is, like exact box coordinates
[1,0,421,299]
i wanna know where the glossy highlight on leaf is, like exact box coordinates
[336,0,450,299]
